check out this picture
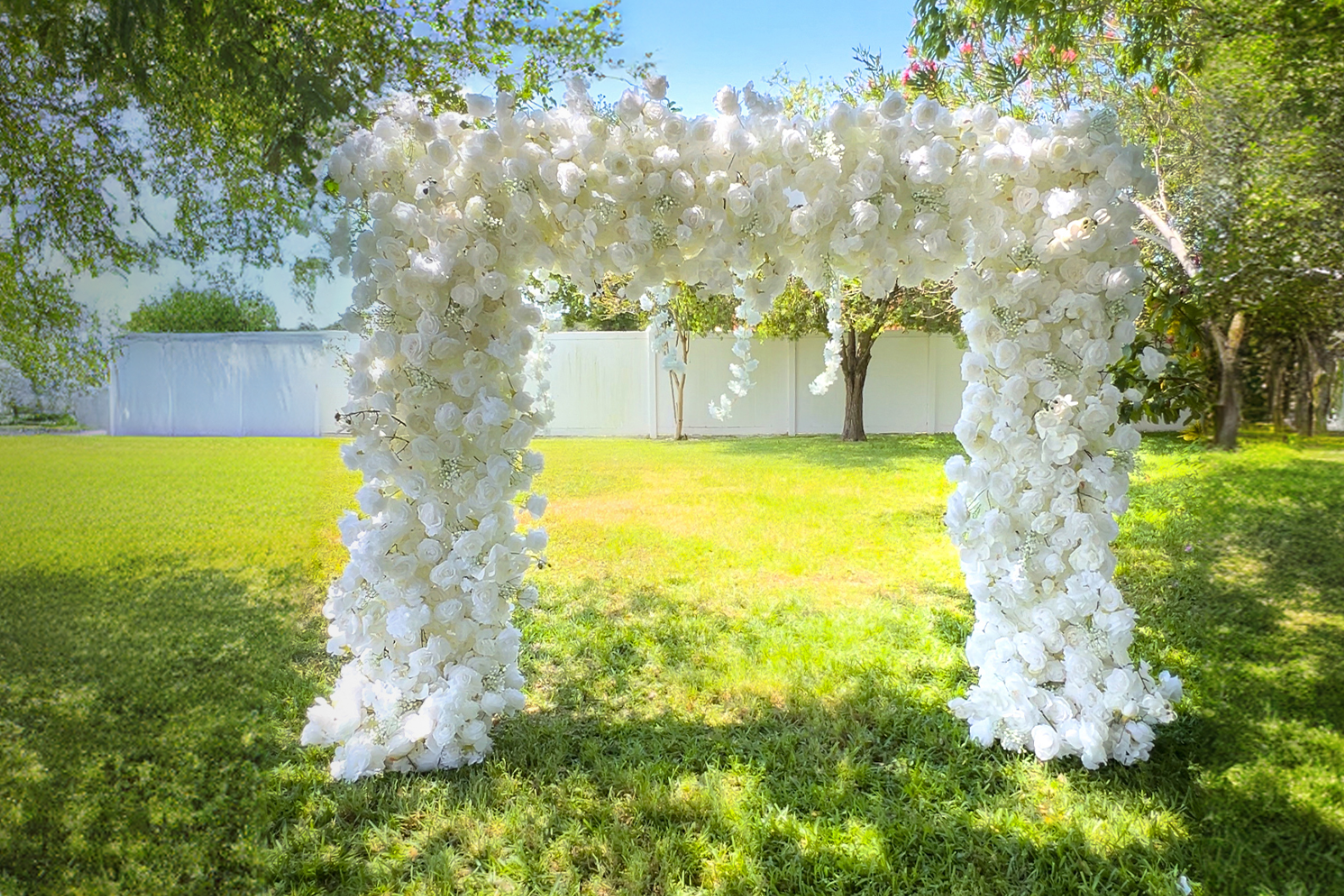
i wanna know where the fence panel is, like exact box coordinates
[97,330,971,437]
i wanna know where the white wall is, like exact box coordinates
[85,328,1182,438]
[106,331,357,436]
[93,329,966,437]
[642,331,965,437]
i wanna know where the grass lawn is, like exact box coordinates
[0,433,1341,895]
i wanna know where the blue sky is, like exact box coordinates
[72,0,917,329]
[616,1,917,116]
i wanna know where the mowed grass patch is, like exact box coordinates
[0,436,359,893]
[0,433,1340,895]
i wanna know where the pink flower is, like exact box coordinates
[961,42,974,55]
[1013,50,1026,65]
[1061,49,1078,63]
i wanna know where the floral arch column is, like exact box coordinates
[302,79,1181,781]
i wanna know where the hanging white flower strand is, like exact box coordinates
[307,79,1179,780]
[809,268,846,396]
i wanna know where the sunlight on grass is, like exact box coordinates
[0,433,1341,895]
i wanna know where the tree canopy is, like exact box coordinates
[124,282,281,333]
[912,0,1344,445]
[0,259,109,410]
[0,0,629,392]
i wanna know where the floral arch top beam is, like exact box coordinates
[302,77,1181,781]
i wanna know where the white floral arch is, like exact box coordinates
[301,78,1183,781]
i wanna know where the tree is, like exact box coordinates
[761,278,959,441]
[0,0,629,387]
[546,275,644,331]
[538,274,736,440]
[124,282,281,333]
[0,258,111,411]
[588,278,736,441]
[654,283,737,441]
[912,0,1344,448]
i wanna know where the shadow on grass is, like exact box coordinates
[262,578,1342,896]
[712,432,964,471]
[0,557,335,894]
[5,437,1344,895]
[1113,439,1344,891]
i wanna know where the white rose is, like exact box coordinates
[669,169,696,201]
[409,435,440,462]
[463,93,494,119]
[1046,136,1078,170]
[971,104,998,134]
[993,339,1022,369]
[1031,724,1063,761]
[681,205,707,230]
[557,161,585,198]
[1081,339,1111,368]
[1012,186,1039,215]
[1105,265,1145,298]
[401,333,427,366]
[356,484,386,515]
[878,90,906,119]
[726,182,753,217]
[418,500,447,536]
[1042,187,1081,219]
[450,283,480,309]
[713,86,740,116]
[616,90,642,123]
[644,74,668,100]
[781,128,809,167]
[850,200,879,233]
[911,97,941,130]
[1139,346,1169,380]
[1083,262,1111,292]
[474,477,504,509]
[789,205,816,237]
[416,538,444,566]
[525,528,549,552]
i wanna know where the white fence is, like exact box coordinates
[103,331,358,436]
[547,330,966,437]
[90,329,967,437]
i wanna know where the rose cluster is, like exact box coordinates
[940,109,1182,767]
[307,75,1178,779]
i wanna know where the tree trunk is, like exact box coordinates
[1268,351,1287,433]
[1316,353,1339,434]
[1306,335,1327,437]
[840,324,876,442]
[1296,341,1315,437]
[1205,311,1246,450]
[669,331,690,440]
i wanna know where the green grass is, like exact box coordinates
[0,433,1340,895]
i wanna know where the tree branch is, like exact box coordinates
[1131,197,1200,279]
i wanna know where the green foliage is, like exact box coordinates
[0,0,627,394]
[758,276,960,340]
[755,277,830,340]
[0,256,111,410]
[0,0,626,275]
[1,434,1342,893]
[913,1,1344,444]
[663,281,737,338]
[124,282,281,333]
[544,274,645,331]
[913,0,1195,90]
